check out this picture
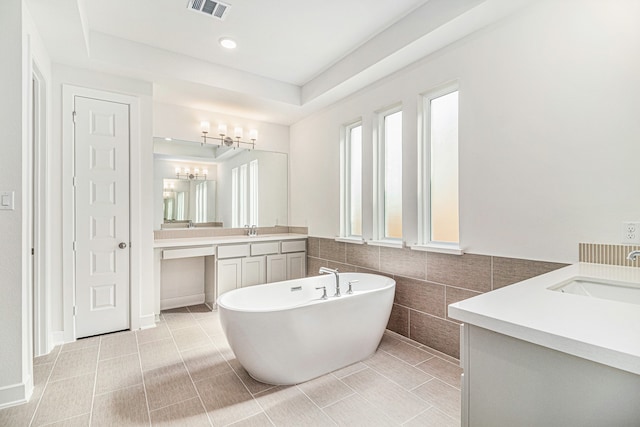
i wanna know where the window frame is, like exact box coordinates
[340,120,364,241]
[416,83,461,253]
[373,104,403,246]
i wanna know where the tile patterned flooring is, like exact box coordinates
[0,305,462,426]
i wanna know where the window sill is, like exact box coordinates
[410,243,464,255]
[368,240,403,249]
[335,237,365,245]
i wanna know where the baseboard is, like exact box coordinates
[138,313,157,330]
[0,375,33,410]
[51,331,66,347]
[160,293,205,311]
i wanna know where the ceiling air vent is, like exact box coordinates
[187,0,230,20]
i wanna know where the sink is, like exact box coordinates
[549,277,640,305]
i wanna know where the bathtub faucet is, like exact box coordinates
[319,267,340,297]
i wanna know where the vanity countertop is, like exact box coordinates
[448,262,640,375]
[154,233,308,249]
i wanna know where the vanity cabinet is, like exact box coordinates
[216,238,307,298]
[266,254,287,283]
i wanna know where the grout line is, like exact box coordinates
[401,404,435,426]
[28,347,63,427]
[294,384,340,426]
[87,336,102,427]
[134,330,153,427]
[165,311,215,427]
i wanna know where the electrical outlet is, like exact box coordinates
[622,221,640,244]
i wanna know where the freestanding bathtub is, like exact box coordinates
[217,272,395,385]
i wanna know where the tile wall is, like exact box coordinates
[579,243,640,267]
[306,237,567,359]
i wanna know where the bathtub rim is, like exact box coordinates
[217,272,395,313]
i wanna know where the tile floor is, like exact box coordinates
[0,305,462,426]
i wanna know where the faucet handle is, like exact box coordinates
[315,286,328,300]
[347,280,359,295]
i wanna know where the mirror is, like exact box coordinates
[154,138,288,229]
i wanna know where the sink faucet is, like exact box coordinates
[251,225,258,237]
[319,267,340,297]
[627,250,640,261]
[188,220,194,229]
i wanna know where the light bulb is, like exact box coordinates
[184,168,190,174]
[234,127,243,139]
[218,124,227,136]
[200,121,210,133]
[249,129,258,141]
[175,167,181,174]
[203,169,208,176]
[194,168,200,175]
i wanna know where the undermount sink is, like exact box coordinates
[549,277,640,305]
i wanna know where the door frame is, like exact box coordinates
[31,63,49,357]
[61,85,142,342]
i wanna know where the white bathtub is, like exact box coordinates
[217,272,395,385]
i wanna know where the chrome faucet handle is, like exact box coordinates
[627,250,640,261]
[346,279,359,295]
[315,286,328,300]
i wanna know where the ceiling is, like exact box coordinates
[25,0,532,125]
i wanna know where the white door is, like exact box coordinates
[74,96,130,338]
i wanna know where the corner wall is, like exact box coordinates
[290,0,640,264]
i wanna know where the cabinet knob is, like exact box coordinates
[118,242,127,249]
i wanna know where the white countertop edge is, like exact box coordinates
[153,233,308,249]
[448,263,640,375]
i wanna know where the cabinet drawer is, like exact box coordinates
[217,244,250,259]
[251,241,280,256]
[162,246,215,260]
[281,240,306,253]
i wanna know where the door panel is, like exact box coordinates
[74,96,130,338]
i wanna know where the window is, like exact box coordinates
[419,87,459,246]
[375,107,402,242]
[340,121,362,238]
[231,160,259,228]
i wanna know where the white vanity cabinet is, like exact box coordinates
[281,240,306,280]
[215,238,307,299]
[266,254,287,283]
[153,233,308,318]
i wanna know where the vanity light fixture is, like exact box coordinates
[200,120,258,149]
[175,166,208,180]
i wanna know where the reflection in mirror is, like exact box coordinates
[154,138,288,229]
[163,178,217,223]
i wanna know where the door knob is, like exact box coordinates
[118,242,127,249]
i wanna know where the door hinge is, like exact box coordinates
[72,176,77,187]
[72,111,76,123]
[31,248,34,256]
[72,241,77,251]
[73,306,76,316]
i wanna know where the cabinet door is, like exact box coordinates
[217,258,242,297]
[242,256,266,287]
[266,254,287,283]
[286,252,307,280]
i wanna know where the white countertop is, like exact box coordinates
[154,233,307,249]
[448,263,640,375]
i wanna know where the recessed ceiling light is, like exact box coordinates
[219,37,237,49]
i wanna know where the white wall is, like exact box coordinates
[0,0,54,407]
[290,0,640,264]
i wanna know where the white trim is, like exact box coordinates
[31,62,50,358]
[0,378,33,410]
[368,239,403,249]
[335,236,365,245]
[160,294,205,311]
[418,81,460,246]
[62,85,142,340]
[50,331,65,347]
[138,314,157,330]
[410,243,464,255]
[340,119,363,240]
[374,104,403,241]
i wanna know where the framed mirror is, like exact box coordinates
[154,138,288,229]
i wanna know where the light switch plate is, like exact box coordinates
[0,191,15,210]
